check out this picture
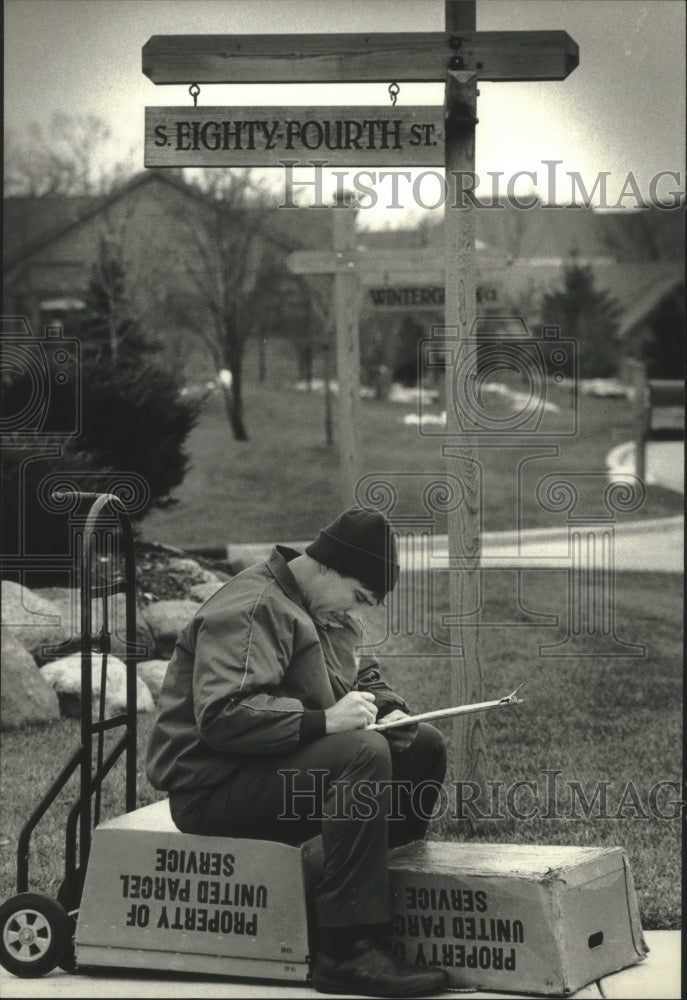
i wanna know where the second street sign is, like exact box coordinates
[144,106,445,167]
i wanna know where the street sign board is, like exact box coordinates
[366,283,500,309]
[145,106,445,168]
[368,286,445,310]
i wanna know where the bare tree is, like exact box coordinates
[166,169,275,441]
[3,118,165,354]
[299,276,336,446]
[4,113,136,197]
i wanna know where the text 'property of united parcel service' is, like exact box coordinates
[119,848,267,937]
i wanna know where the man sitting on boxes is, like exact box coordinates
[147,507,450,998]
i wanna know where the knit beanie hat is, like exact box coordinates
[305,507,399,601]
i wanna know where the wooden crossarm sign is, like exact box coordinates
[142,1,579,793]
[143,30,578,84]
[287,248,444,283]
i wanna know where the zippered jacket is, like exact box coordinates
[146,545,409,793]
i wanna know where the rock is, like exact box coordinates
[207,566,233,582]
[1,581,69,663]
[140,600,199,658]
[34,587,156,662]
[33,586,88,637]
[137,660,169,702]
[0,631,61,729]
[40,654,155,718]
[226,558,254,576]
[189,580,225,603]
[166,558,220,585]
[138,541,186,557]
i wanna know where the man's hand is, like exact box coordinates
[377,710,419,752]
[325,691,378,733]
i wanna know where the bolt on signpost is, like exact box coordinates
[143,0,579,787]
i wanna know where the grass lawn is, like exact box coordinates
[139,346,683,549]
[0,571,681,930]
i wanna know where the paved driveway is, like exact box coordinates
[0,930,680,999]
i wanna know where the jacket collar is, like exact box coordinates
[267,545,306,607]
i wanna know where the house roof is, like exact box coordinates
[358,207,684,336]
[3,171,172,269]
[359,203,685,264]
[7,172,683,269]
[3,169,335,272]
[4,194,106,269]
[478,258,683,333]
[610,266,684,337]
[5,177,682,338]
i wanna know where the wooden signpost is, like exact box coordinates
[289,245,499,309]
[142,1,578,787]
[288,239,446,501]
[142,29,577,84]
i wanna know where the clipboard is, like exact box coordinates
[367,684,525,731]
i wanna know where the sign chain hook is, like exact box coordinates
[388,82,400,106]
[189,83,200,107]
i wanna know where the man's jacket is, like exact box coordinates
[146,546,409,793]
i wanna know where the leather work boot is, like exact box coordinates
[311,937,451,997]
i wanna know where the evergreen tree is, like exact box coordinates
[75,233,160,365]
[541,263,622,378]
[640,289,685,379]
[1,236,200,567]
[71,233,200,507]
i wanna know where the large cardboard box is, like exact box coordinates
[76,800,312,982]
[388,841,648,996]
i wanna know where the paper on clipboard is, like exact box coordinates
[367,685,525,731]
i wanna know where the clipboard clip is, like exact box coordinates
[498,683,525,707]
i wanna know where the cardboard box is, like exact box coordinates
[76,803,649,994]
[388,841,648,996]
[76,800,312,982]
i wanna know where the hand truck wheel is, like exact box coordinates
[0,892,72,978]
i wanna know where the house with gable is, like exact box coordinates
[357,201,684,383]
[4,175,683,387]
[3,169,334,381]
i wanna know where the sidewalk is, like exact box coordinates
[226,439,683,574]
[227,516,684,574]
[0,930,681,999]
[606,439,684,495]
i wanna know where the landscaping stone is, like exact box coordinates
[189,580,225,603]
[137,659,169,702]
[166,557,221,585]
[40,653,155,718]
[34,587,156,662]
[206,565,233,582]
[0,630,61,729]
[1,580,69,664]
[140,600,199,658]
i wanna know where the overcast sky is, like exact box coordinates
[4,0,685,224]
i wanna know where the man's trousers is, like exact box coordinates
[170,724,447,928]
